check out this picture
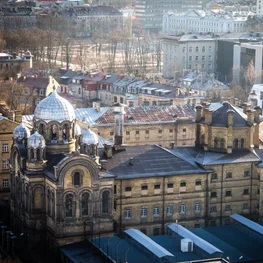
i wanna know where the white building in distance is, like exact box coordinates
[162,10,254,35]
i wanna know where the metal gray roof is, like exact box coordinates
[75,107,110,126]
[230,214,263,235]
[124,229,174,258]
[168,224,223,255]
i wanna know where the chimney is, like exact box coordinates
[227,109,234,127]
[104,144,113,159]
[242,102,251,113]
[192,98,196,108]
[129,158,134,165]
[170,142,175,149]
[8,111,14,121]
[254,106,261,123]
[196,105,202,122]
[113,103,125,146]
[204,108,213,124]
[93,102,97,109]
[96,103,100,112]
[246,109,255,126]
[100,159,108,170]
[14,110,22,123]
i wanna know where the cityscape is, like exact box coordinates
[1,0,263,262]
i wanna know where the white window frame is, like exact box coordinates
[167,205,173,215]
[154,207,160,217]
[195,202,201,213]
[124,208,131,219]
[2,144,8,153]
[141,208,147,218]
[179,204,186,214]
[2,160,8,170]
[2,179,9,189]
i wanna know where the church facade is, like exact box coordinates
[9,90,263,250]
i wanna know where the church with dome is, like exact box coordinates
[9,88,263,251]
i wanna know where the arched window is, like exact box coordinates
[36,149,41,161]
[73,172,80,187]
[201,134,205,145]
[214,138,219,148]
[240,138,245,149]
[39,124,45,135]
[234,138,239,149]
[30,149,34,159]
[51,125,58,140]
[65,194,73,217]
[220,138,224,149]
[63,124,69,141]
[82,193,89,216]
[34,187,42,210]
[51,192,55,219]
[102,191,110,214]
[47,189,51,215]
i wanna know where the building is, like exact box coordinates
[9,88,263,251]
[133,0,203,33]
[233,41,263,84]
[0,102,21,206]
[162,10,252,36]
[257,0,263,14]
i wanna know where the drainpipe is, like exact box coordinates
[220,164,224,226]
[120,180,122,233]
[162,176,165,234]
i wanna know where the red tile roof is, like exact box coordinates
[96,104,195,125]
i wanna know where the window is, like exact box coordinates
[233,138,238,149]
[158,130,162,134]
[195,181,201,186]
[125,187,132,192]
[114,96,117,102]
[2,144,8,152]
[145,130,149,135]
[243,203,249,209]
[141,185,148,191]
[195,202,201,213]
[126,131,130,135]
[167,205,173,215]
[202,56,205,61]
[102,191,110,214]
[110,132,114,136]
[120,97,124,103]
[154,184,160,189]
[179,204,185,214]
[225,204,231,211]
[210,206,217,213]
[209,46,212,52]
[167,183,173,188]
[169,129,173,133]
[195,224,200,228]
[141,208,147,217]
[82,193,89,216]
[211,192,217,198]
[196,46,199,52]
[140,228,147,234]
[136,130,140,135]
[2,179,9,189]
[65,194,74,217]
[180,182,186,187]
[183,47,185,52]
[240,138,245,148]
[211,173,217,180]
[154,207,160,216]
[153,228,160,236]
[189,56,192,61]
[244,171,250,177]
[225,190,232,197]
[73,172,80,187]
[243,189,249,195]
[226,172,232,178]
[2,160,8,170]
[195,56,198,61]
[202,46,205,52]
[114,185,117,194]
[125,208,131,219]
[189,46,192,52]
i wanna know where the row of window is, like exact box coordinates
[210,203,250,212]
[124,203,201,219]
[109,129,187,137]
[187,55,212,61]
[211,188,252,198]
[123,180,202,192]
[211,170,250,180]
[183,46,212,53]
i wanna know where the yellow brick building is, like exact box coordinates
[8,90,263,250]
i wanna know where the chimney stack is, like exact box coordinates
[242,102,251,113]
[170,142,175,149]
[254,106,261,123]
[246,109,255,126]
[113,103,125,146]
[196,105,202,122]
[104,144,113,159]
[227,109,234,127]
[14,110,22,123]
[100,159,108,170]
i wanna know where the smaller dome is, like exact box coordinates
[74,123,81,136]
[13,123,31,140]
[27,131,45,149]
[81,128,98,145]
[24,50,32,57]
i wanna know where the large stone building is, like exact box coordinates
[9,88,263,251]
